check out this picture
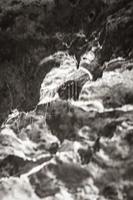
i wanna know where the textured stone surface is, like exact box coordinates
[0,0,105,124]
[0,0,133,200]
[79,69,133,108]
[39,51,92,104]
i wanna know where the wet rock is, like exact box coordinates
[45,100,111,141]
[83,109,133,200]
[1,97,133,200]
[80,69,133,108]
[0,110,60,179]
[104,58,133,72]
[29,155,93,199]
[39,51,92,104]
[0,177,39,200]
[0,0,133,199]
[57,80,83,100]
[57,68,92,100]
[0,0,105,124]
[39,51,77,104]
[0,127,37,160]
[0,154,51,178]
[98,0,133,63]
[1,110,60,152]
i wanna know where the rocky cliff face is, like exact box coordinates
[0,0,105,123]
[0,0,133,199]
